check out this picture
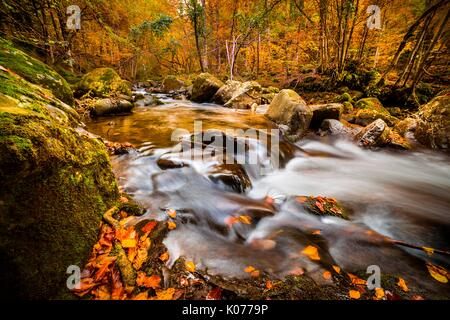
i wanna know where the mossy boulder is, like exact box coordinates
[309,103,343,128]
[162,75,186,92]
[75,67,131,98]
[0,37,74,105]
[415,93,450,150]
[354,98,398,127]
[91,98,134,116]
[334,92,353,103]
[191,73,223,102]
[356,119,391,148]
[0,60,119,299]
[265,89,312,140]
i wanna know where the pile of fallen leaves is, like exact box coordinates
[296,196,349,219]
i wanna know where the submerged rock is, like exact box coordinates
[356,118,391,148]
[91,98,134,116]
[415,93,450,150]
[354,98,398,127]
[265,89,312,140]
[191,73,223,102]
[75,67,131,98]
[0,60,119,298]
[309,103,343,128]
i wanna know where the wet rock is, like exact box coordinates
[394,117,417,137]
[415,93,450,150]
[356,118,391,148]
[294,196,349,219]
[386,131,411,150]
[343,101,354,113]
[91,98,134,116]
[208,164,252,193]
[320,119,361,138]
[104,141,135,155]
[135,95,163,107]
[191,73,224,102]
[157,158,188,169]
[214,80,263,109]
[213,80,242,105]
[265,89,312,140]
[309,103,343,128]
[354,97,398,127]
[75,67,131,98]
[162,75,186,93]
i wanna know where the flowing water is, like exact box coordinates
[86,92,450,298]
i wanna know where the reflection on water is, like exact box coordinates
[86,94,450,298]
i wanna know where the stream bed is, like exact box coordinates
[86,92,450,299]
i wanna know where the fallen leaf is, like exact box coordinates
[132,291,149,300]
[411,295,425,300]
[250,270,261,278]
[206,287,222,300]
[323,271,332,280]
[422,247,434,256]
[239,215,252,224]
[154,288,175,300]
[296,196,308,203]
[332,265,341,274]
[288,267,305,276]
[121,239,137,248]
[244,266,256,273]
[167,221,177,230]
[141,221,157,233]
[348,273,366,286]
[397,277,409,292]
[375,288,385,300]
[301,245,320,261]
[136,272,161,289]
[159,252,169,262]
[185,261,196,273]
[426,263,449,283]
[266,280,273,290]
[349,290,361,299]
[315,201,325,213]
[166,208,177,218]
[312,230,321,235]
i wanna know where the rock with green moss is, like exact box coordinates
[0,58,119,299]
[75,67,131,98]
[334,92,353,103]
[394,117,417,137]
[265,89,312,140]
[162,75,186,92]
[415,93,450,150]
[354,98,398,127]
[191,73,223,102]
[91,98,134,116]
[309,103,343,128]
[0,37,74,105]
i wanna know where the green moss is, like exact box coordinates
[75,68,132,98]
[0,37,74,105]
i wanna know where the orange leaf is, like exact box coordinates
[312,230,321,235]
[153,288,175,300]
[167,221,177,230]
[206,287,222,300]
[141,221,157,233]
[315,201,325,213]
[244,266,256,273]
[349,290,361,299]
[238,215,252,224]
[348,273,366,286]
[185,261,196,272]
[136,272,161,289]
[266,280,273,290]
[166,209,177,218]
[301,245,320,261]
[323,271,332,280]
[332,265,341,274]
[159,252,169,262]
[121,239,137,248]
[397,277,409,292]
[132,291,149,300]
[250,270,261,278]
[375,288,385,300]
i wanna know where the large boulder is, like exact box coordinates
[162,75,186,93]
[75,67,132,98]
[91,98,134,116]
[0,37,74,105]
[354,98,398,127]
[0,51,119,299]
[265,89,312,139]
[191,73,223,102]
[415,93,450,150]
[309,103,343,128]
[214,80,263,109]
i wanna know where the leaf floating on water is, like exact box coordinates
[167,221,177,230]
[397,277,409,292]
[426,263,449,283]
[323,271,332,280]
[301,245,320,261]
[349,290,361,299]
[422,247,434,256]
[166,208,177,218]
[185,261,196,273]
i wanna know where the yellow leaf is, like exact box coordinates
[185,261,196,273]
[397,277,409,292]
[159,252,169,262]
[332,265,341,274]
[132,291,148,300]
[349,290,361,299]
[166,209,177,218]
[167,221,177,230]
[154,287,175,300]
[239,215,252,224]
[375,288,384,300]
[422,247,434,256]
[244,266,256,273]
[301,245,320,261]
[121,239,137,248]
[426,263,449,284]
